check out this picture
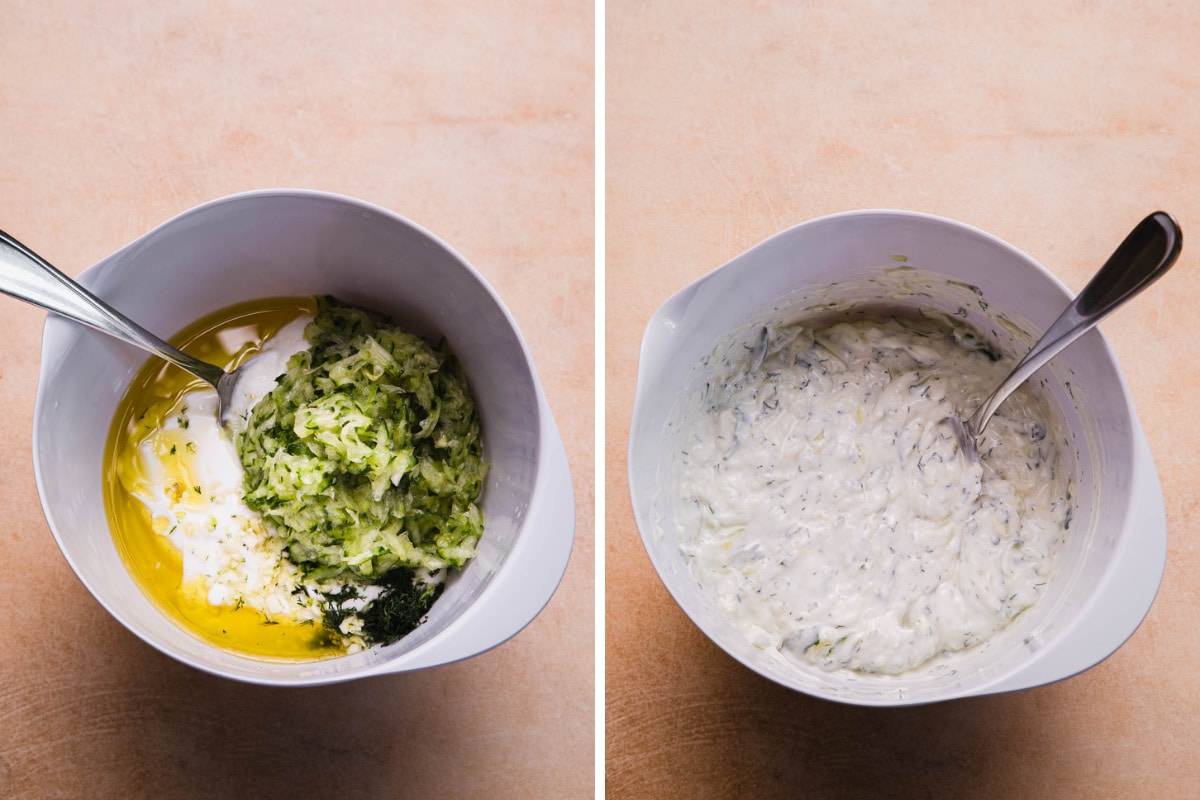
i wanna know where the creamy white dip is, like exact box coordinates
[675,316,1071,675]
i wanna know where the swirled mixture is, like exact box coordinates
[675,316,1071,675]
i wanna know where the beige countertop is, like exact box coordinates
[607,2,1199,798]
[0,2,593,798]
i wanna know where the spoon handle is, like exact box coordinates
[968,211,1182,436]
[0,229,225,387]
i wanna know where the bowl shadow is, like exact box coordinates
[71,630,545,798]
[608,627,1081,800]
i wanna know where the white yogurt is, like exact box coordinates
[131,315,319,618]
[226,315,312,434]
[674,316,1071,675]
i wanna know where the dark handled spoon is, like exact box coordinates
[950,211,1182,460]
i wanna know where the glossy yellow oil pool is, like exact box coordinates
[103,296,345,660]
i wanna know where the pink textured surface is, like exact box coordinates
[607,2,1199,798]
[0,2,593,798]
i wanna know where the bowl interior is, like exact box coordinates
[631,212,1135,705]
[35,192,540,682]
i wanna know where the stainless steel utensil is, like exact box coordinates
[0,229,241,423]
[951,211,1181,460]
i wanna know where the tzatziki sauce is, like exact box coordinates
[674,315,1071,675]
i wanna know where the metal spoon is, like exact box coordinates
[950,211,1182,460]
[0,229,242,424]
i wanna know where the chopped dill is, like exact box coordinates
[361,568,443,645]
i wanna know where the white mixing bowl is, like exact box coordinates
[629,209,1165,706]
[33,189,575,685]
